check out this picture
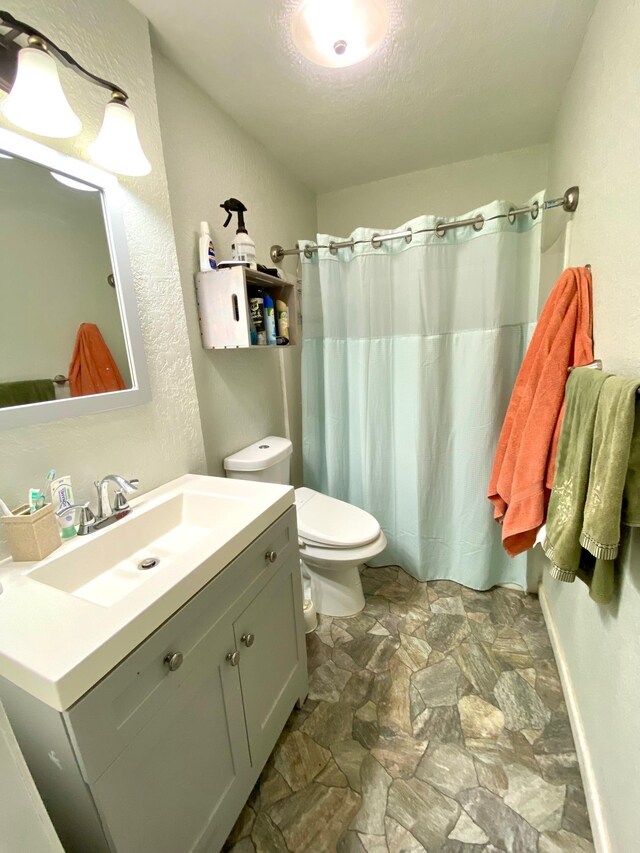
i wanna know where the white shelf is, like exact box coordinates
[195,268,298,350]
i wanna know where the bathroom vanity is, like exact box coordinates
[0,476,307,853]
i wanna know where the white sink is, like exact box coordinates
[0,474,294,710]
[30,490,252,607]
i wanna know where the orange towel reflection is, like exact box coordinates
[69,323,126,398]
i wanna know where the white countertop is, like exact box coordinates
[0,475,294,712]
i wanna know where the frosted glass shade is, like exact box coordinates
[291,0,389,67]
[1,46,82,138]
[88,99,151,177]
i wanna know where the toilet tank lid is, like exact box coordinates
[223,436,293,472]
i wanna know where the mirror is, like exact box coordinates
[0,129,150,429]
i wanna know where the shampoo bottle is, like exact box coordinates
[198,221,217,272]
[263,293,277,346]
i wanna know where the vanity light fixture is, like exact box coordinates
[291,0,390,68]
[0,11,151,176]
[1,39,82,138]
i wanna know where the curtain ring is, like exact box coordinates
[371,233,383,249]
[472,215,485,232]
[435,221,446,238]
[404,227,413,244]
[531,201,540,220]
[303,244,315,259]
[508,207,516,225]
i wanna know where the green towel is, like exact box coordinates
[543,368,610,583]
[622,400,640,527]
[576,375,640,602]
[0,379,56,409]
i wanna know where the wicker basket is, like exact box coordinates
[2,503,62,562]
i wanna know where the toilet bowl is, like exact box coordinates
[223,436,386,617]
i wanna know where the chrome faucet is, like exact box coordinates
[94,475,139,524]
[55,476,139,536]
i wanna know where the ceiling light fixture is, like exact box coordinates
[291,0,390,68]
[0,11,151,176]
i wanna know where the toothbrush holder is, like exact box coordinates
[1,503,62,562]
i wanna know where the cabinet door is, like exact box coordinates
[91,619,251,853]
[234,553,307,771]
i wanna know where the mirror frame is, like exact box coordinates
[0,127,151,430]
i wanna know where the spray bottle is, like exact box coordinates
[220,198,257,269]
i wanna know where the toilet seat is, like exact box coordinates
[295,487,381,549]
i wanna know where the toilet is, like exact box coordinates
[223,436,387,617]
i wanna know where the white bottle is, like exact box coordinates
[233,231,257,270]
[198,221,217,272]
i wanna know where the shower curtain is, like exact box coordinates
[300,195,544,589]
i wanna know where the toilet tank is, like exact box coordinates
[223,435,292,484]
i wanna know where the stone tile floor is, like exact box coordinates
[224,566,594,853]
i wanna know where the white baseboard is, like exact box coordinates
[539,584,610,853]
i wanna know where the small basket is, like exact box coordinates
[1,503,62,562]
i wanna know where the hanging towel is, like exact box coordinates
[543,368,610,584]
[0,379,55,409]
[581,375,640,556]
[488,267,593,556]
[69,323,126,397]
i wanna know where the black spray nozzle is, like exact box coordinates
[220,198,248,233]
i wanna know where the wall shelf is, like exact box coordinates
[195,267,298,350]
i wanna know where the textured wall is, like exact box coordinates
[152,52,317,485]
[543,0,640,849]
[317,145,549,235]
[0,0,206,559]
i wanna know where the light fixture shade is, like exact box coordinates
[88,99,151,177]
[1,45,82,138]
[291,0,390,68]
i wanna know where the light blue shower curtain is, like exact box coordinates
[300,195,544,589]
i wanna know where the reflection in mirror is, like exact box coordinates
[0,153,133,410]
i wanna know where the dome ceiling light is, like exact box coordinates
[291,0,390,68]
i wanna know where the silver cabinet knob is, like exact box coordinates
[241,633,255,647]
[164,652,183,671]
[265,550,278,563]
[226,650,240,666]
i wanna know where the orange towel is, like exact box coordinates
[69,323,126,398]
[488,267,593,556]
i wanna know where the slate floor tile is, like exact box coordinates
[225,567,594,852]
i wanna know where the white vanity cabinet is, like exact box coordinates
[0,507,307,853]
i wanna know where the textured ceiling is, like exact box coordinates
[131,0,597,193]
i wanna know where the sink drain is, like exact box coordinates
[138,557,160,571]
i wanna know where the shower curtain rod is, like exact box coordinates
[269,185,579,263]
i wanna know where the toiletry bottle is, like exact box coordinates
[51,475,76,539]
[276,299,289,344]
[248,289,265,345]
[263,293,277,346]
[220,198,257,269]
[198,221,217,272]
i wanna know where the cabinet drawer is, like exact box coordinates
[66,508,297,783]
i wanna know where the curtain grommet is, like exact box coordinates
[508,207,517,225]
[303,244,315,259]
[531,201,540,220]
[329,241,338,255]
[435,221,446,238]
[472,215,485,232]
[371,233,383,249]
[404,227,413,244]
